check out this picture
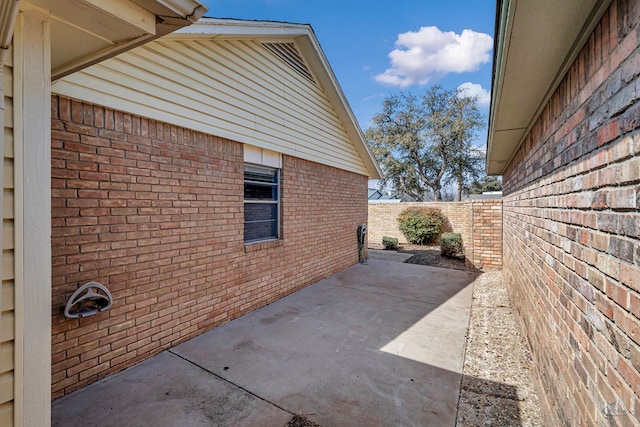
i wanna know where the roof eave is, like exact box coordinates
[50,0,207,80]
[294,31,383,179]
[135,0,207,22]
[171,17,312,38]
[486,0,612,175]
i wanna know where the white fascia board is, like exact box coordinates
[294,31,382,179]
[157,0,208,21]
[485,0,511,175]
[171,17,310,39]
[486,0,612,175]
[135,0,207,23]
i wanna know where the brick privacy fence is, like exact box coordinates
[51,95,367,397]
[502,2,640,425]
[368,200,502,270]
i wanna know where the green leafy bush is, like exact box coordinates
[382,236,399,250]
[397,207,445,245]
[441,232,464,258]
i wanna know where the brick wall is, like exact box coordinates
[471,200,503,271]
[368,202,471,252]
[502,1,640,425]
[51,96,367,397]
[368,200,502,270]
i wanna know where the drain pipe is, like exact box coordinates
[357,224,367,264]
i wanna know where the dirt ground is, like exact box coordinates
[285,414,320,427]
[398,243,472,271]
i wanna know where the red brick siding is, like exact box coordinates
[502,1,640,425]
[367,200,502,270]
[471,200,503,271]
[51,96,367,397]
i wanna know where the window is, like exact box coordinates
[244,164,280,243]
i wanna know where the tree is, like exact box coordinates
[366,86,485,202]
[467,175,502,195]
[444,90,485,201]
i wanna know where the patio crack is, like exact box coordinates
[168,349,295,416]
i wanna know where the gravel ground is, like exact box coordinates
[370,246,545,425]
[456,271,545,426]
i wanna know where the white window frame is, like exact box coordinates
[244,163,281,243]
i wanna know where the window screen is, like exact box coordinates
[244,164,279,242]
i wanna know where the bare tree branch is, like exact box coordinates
[366,86,486,202]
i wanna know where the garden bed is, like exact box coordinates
[370,243,472,271]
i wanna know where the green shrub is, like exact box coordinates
[441,232,464,258]
[382,236,399,250]
[397,207,445,245]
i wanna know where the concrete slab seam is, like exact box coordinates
[167,349,295,416]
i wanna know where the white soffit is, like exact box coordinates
[28,0,206,80]
[487,0,612,175]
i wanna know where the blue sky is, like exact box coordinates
[200,0,496,136]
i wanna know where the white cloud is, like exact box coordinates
[375,26,493,87]
[457,82,491,107]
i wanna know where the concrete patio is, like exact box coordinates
[52,258,476,426]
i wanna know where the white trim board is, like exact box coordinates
[13,5,52,426]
